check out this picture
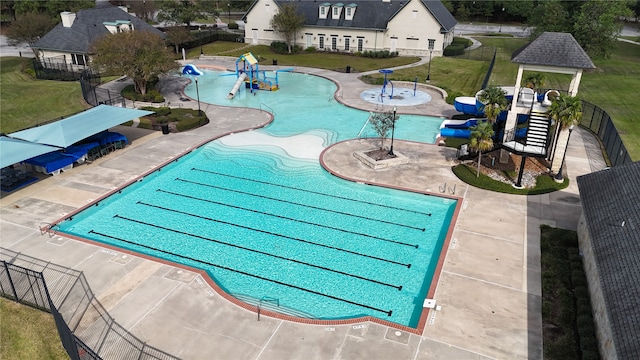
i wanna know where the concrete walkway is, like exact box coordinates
[0,58,606,360]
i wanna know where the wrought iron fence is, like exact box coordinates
[580,101,633,167]
[32,56,87,81]
[0,248,179,360]
[80,69,125,107]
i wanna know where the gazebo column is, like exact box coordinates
[501,66,524,163]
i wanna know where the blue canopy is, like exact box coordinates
[9,105,153,148]
[0,136,61,169]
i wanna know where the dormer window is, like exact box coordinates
[319,3,330,19]
[345,3,356,20]
[103,20,133,34]
[332,3,344,20]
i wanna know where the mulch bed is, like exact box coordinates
[463,149,552,188]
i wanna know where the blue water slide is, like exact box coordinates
[445,119,479,129]
[182,64,204,76]
[440,128,471,139]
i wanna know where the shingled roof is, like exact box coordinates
[252,0,456,32]
[34,3,164,54]
[577,161,640,359]
[511,32,596,69]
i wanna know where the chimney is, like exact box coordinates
[60,11,76,28]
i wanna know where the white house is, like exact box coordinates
[242,0,457,57]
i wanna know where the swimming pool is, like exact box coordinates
[57,71,457,329]
[183,71,442,143]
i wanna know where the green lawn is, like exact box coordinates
[0,57,89,134]
[0,298,68,360]
[191,43,420,72]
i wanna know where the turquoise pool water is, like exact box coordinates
[183,71,441,143]
[58,71,457,328]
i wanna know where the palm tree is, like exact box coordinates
[547,93,582,174]
[476,85,508,124]
[468,122,495,177]
[548,93,583,129]
[523,72,546,95]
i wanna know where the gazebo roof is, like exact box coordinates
[511,32,596,70]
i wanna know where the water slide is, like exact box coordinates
[440,128,472,139]
[227,73,248,99]
[444,118,482,129]
[182,64,203,76]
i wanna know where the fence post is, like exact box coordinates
[2,261,19,300]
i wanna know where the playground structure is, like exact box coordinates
[227,52,293,99]
[379,69,394,102]
[182,64,203,76]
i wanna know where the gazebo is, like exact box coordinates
[502,32,596,180]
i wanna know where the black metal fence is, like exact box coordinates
[0,248,179,360]
[580,101,633,167]
[80,69,126,107]
[32,56,87,81]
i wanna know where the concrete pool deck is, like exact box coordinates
[0,57,607,359]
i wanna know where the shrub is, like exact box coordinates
[228,23,239,30]
[270,41,289,54]
[443,44,465,56]
[452,37,473,48]
[446,90,463,104]
[361,50,398,59]
[304,46,316,53]
[121,86,165,102]
[577,314,594,328]
[573,285,590,299]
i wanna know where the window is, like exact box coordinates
[321,7,325,15]
[428,38,436,50]
[333,7,338,16]
[319,36,324,49]
[357,38,363,52]
[331,37,337,50]
[346,8,351,17]
[412,10,417,19]
[72,53,86,66]
[344,38,350,51]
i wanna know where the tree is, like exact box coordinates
[476,85,508,124]
[270,4,305,54]
[5,13,57,57]
[547,93,583,173]
[528,0,633,59]
[548,93,582,130]
[523,72,546,95]
[468,122,495,178]
[13,0,94,18]
[157,0,218,27]
[572,0,633,59]
[125,0,158,22]
[90,31,178,95]
[368,110,398,152]
[165,26,194,54]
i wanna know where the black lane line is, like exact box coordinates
[175,177,426,232]
[89,229,393,317]
[135,201,411,269]
[117,211,402,290]
[192,168,433,217]
[158,188,419,249]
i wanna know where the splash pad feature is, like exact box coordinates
[360,88,432,106]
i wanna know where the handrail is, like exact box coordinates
[260,103,275,116]
[356,113,373,138]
